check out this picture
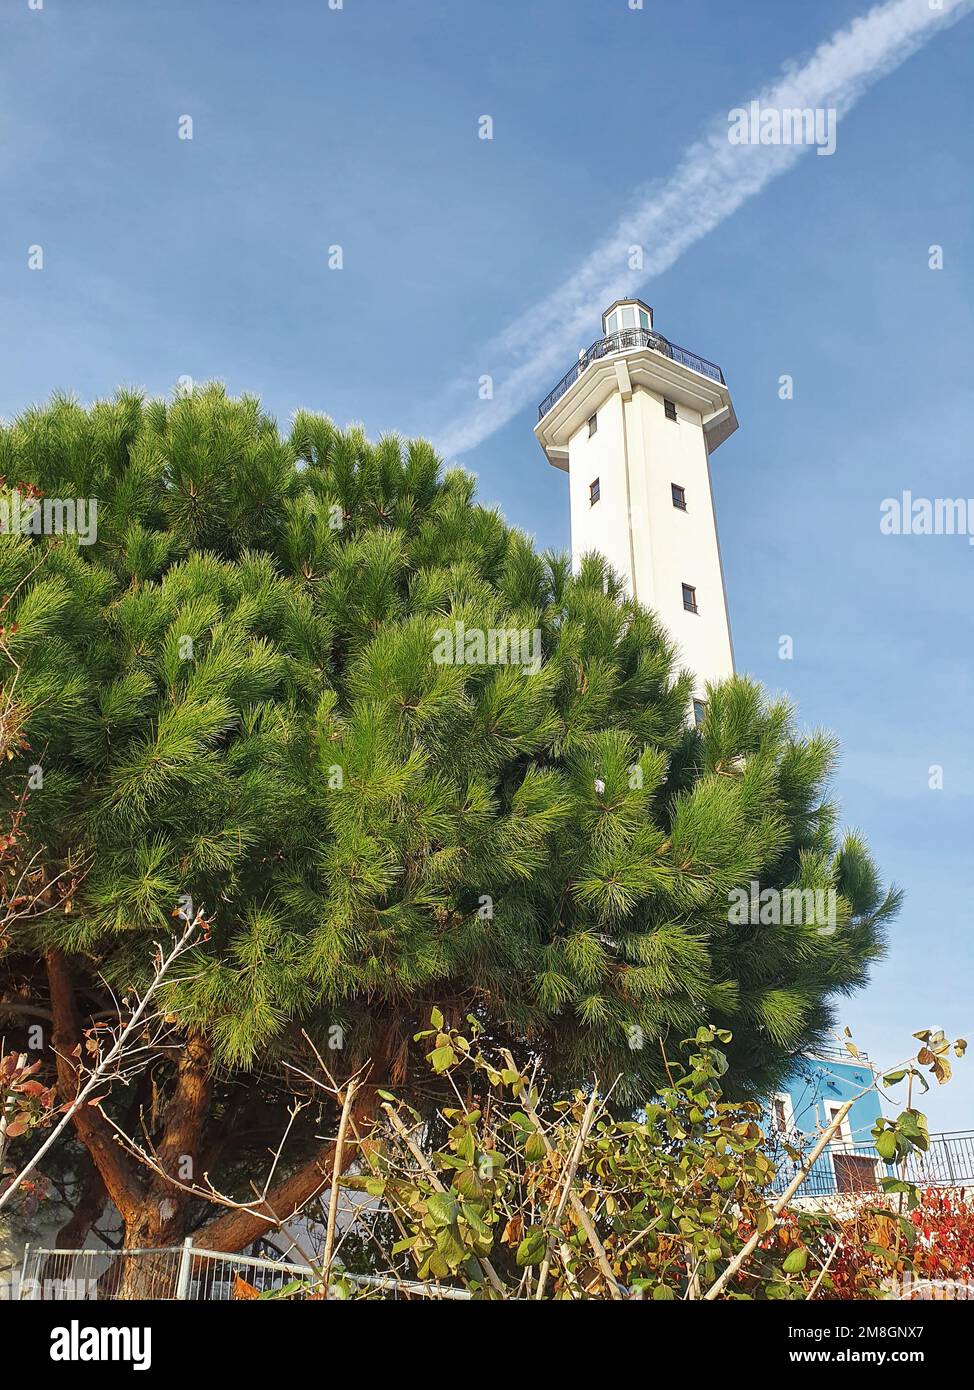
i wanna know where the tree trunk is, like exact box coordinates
[52,1157,106,1247]
[45,948,208,1295]
[34,1156,109,1297]
[44,946,395,1283]
[194,1080,383,1255]
[145,1028,212,1242]
[54,1170,107,1248]
[45,948,145,1223]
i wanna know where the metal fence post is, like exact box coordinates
[17,1243,31,1301]
[175,1237,193,1300]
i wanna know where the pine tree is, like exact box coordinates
[0,386,898,1252]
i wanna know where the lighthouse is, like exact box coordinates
[534,299,737,722]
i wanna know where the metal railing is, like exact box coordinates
[805,1046,873,1064]
[768,1130,974,1199]
[538,326,724,419]
[16,1241,471,1302]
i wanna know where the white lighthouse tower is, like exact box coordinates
[534,299,737,720]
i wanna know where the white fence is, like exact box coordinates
[17,1242,471,1301]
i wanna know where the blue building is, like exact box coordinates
[769,1048,974,1199]
[769,1049,886,1197]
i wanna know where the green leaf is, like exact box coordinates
[863,1242,900,1267]
[258,1278,308,1300]
[426,1192,458,1228]
[879,1178,915,1195]
[523,1132,546,1162]
[435,1224,467,1267]
[876,1130,898,1162]
[454,1166,486,1200]
[782,1248,808,1274]
[515,1228,547,1267]
[427,1044,456,1074]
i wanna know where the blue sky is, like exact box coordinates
[2,0,972,1128]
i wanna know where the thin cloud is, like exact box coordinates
[435,0,974,458]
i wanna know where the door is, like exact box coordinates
[832,1152,880,1193]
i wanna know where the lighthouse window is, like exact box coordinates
[605,304,650,336]
[671,483,687,510]
[588,412,598,437]
[682,583,698,613]
[664,398,678,421]
[693,698,707,729]
[589,478,600,506]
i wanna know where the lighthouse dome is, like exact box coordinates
[602,299,653,336]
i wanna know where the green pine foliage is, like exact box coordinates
[0,386,899,1099]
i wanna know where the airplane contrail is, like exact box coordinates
[434,0,973,458]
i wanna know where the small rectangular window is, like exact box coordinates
[589,478,600,506]
[588,413,598,437]
[825,1102,853,1150]
[693,698,707,729]
[664,398,678,421]
[682,583,698,613]
[671,483,687,510]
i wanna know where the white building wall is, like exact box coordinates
[566,391,634,591]
[566,384,734,700]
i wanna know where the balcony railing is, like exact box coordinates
[538,326,725,420]
[768,1130,974,1200]
[805,1047,872,1064]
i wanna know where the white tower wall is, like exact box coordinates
[535,304,738,708]
[565,386,734,695]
